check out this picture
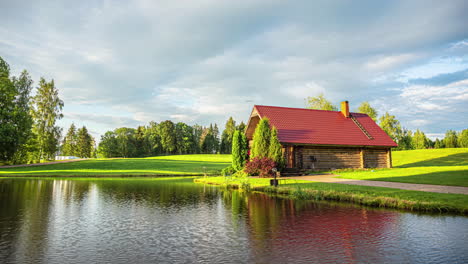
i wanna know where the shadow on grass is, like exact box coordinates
[396,153,468,168]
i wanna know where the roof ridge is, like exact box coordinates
[255,104,363,115]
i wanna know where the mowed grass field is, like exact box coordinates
[0,154,231,176]
[336,148,468,187]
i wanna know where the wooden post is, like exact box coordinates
[387,149,392,168]
[360,149,364,169]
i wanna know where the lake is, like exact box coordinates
[0,177,467,264]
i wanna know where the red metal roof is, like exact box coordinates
[253,105,397,147]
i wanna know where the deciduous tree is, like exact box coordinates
[444,130,458,148]
[458,129,468,148]
[357,101,378,121]
[305,93,337,111]
[31,78,64,160]
[412,129,428,149]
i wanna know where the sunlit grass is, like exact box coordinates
[335,148,468,187]
[0,154,232,176]
[195,176,468,214]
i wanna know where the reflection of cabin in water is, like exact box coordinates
[245,101,397,169]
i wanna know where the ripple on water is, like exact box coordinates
[0,178,467,264]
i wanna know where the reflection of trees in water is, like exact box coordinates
[0,179,57,263]
[91,178,220,208]
[219,189,399,263]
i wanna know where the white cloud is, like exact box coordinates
[1,0,468,138]
[365,53,420,71]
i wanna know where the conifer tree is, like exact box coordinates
[268,127,284,168]
[232,130,249,171]
[62,123,77,156]
[76,126,93,158]
[251,118,271,158]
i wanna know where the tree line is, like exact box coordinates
[306,93,468,150]
[61,123,96,158]
[97,118,246,158]
[0,56,64,164]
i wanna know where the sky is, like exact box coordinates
[1,0,467,141]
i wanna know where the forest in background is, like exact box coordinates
[1,56,467,164]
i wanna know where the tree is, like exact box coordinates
[76,126,93,158]
[357,101,378,121]
[268,127,284,168]
[0,56,18,162]
[98,131,119,158]
[444,130,458,148]
[30,78,64,160]
[220,117,236,154]
[200,124,217,154]
[135,125,148,156]
[412,129,428,149]
[305,93,337,111]
[11,70,34,164]
[434,138,444,149]
[237,121,246,133]
[231,130,248,171]
[458,129,468,148]
[213,123,220,153]
[251,118,271,158]
[192,124,204,153]
[115,127,137,158]
[395,128,413,150]
[159,120,176,154]
[379,112,401,141]
[175,122,195,154]
[62,123,78,156]
[145,121,162,155]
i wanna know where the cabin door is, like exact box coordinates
[287,146,295,168]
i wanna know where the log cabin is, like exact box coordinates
[245,101,398,170]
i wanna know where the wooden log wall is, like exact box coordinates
[292,146,391,169]
[364,149,388,168]
[299,147,361,169]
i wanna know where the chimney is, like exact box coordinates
[341,101,350,118]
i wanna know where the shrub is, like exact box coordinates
[221,165,236,176]
[232,170,248,178]
[244,157,276,177]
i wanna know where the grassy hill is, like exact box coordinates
[337,148,468,187]
[0,154,231,176]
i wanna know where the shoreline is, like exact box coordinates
[194,177,468,215]
[0,174,213,178]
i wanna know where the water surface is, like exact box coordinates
[0,177,467,263]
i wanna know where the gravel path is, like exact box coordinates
[287,174,468,195]
[0,159,86,168]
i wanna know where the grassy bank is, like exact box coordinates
[195,176,468,214]
[335,148,468,187]
[0,154,231,176]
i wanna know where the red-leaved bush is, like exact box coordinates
[244,157,276,177]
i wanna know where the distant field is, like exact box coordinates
[0,154,231,176]
[337,148,468,187]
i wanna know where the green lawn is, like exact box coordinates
[335,148,468,187]
[0,154,231,176]
[195,176,468,214]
